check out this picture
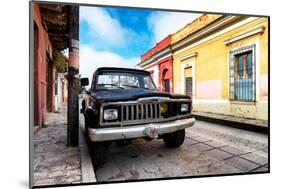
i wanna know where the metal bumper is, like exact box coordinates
[88,117,196,142]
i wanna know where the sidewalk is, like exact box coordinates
[33,105,81,186]
[192,111,268,133]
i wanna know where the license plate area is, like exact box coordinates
[143,125,158,138]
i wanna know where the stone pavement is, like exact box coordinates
[95,120,268,182]
[33,105,82,187]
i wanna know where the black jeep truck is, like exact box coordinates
[80,67,195,166]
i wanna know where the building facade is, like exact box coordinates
[33,4,68,127]
[34,4,54,127]
[138,36,174,93]
[139,14,269,121]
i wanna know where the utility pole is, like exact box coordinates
[67,5,79,146]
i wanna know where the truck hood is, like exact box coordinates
[90,88,190,102]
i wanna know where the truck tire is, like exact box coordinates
[163,129,185,148]
[89,142,108,169]
[84,116,108,168]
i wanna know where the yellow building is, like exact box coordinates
[171,14,268,120]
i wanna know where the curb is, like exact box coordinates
[79,125,97,183]
[192,114,269,134]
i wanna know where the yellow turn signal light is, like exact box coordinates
[160,103,168,113]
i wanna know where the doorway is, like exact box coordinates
[164,79,170,92]
[185,67,192,97]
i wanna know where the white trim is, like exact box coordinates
[143,60,157,69]
[180,52,198,62]
[174,17,259,55]
[142,52,172,69]
[181,61,195,98]
[158,53,172,62]
[138,47,171,67]
[224,26,265,45]
[255,40,261,101]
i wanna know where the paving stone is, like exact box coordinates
[194,161,241,175]
[191,136,212,143]
[96,159,123,181]
[225,156,260,171]
[185,138,200,146]
[204,149,233,161]
[251,166,269,173]
[191,143,214,152]
[220,146,249,155]
[204,140,227,148]
[240,153,268,165]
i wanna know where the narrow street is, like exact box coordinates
[83,120,268,182]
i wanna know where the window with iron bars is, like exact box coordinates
[229,44,256,101]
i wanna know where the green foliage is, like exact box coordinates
[53,48,68,73]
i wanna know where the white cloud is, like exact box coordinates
[80,6,132,48]
[147,11,202,43]
[80,45,139,84]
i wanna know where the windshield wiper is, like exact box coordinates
[122,84,140,88]
[98,84,124,89]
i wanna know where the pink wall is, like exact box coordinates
[196,80,222,99]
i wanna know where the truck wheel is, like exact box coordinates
[89,142,109,169]
[163,129,185,148]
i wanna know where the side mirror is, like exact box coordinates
[80,78,89,86]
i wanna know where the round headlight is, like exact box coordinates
[160,103,168,113]
[104,109,118,120]
[181,104,189,113]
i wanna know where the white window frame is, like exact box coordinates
[228,41,260,101]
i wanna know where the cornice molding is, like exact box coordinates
[224,26,265,45]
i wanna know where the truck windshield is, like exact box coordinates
[95,72,156,90]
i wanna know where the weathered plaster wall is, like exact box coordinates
[144,63,159,88]
[172,17,268,120]
[33,4,54,126]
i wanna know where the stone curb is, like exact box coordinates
[79,126,97,183]
[192,113,269,134]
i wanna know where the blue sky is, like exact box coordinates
[79,6,201,81]
[80,7,153,59]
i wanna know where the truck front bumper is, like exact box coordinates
[87,117,196,142]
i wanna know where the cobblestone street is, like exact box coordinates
[92,120,268,182]
[33,105,81,186]
[32,105,268,186]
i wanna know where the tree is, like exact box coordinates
[53,48,68,73]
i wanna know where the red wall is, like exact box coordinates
[33,4,54,127]
[158,56,173,93]
[143,55,173,93]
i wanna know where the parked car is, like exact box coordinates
[80,67,195,166]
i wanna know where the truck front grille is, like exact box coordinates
[121,103,161,122]
[100,98,190,127]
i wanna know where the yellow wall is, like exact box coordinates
[185,67,192,77]
[172,17,268,120]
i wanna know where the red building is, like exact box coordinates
[138,35,173,93]
[33,4,68,127]
[34,4,54,127]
